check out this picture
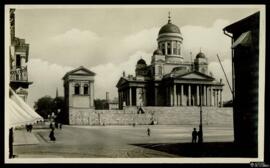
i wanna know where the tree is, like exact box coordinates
[94,99,109,110]
[34,96,54,119]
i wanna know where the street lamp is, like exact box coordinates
[198,85,204,144]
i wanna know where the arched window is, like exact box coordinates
[84,84,89,95]
[161,43,165,55]
[74,83,80,95]
[167,42,171,55]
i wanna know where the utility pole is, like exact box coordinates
[198,85,203,144]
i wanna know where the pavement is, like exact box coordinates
[13,129,40,145]
[12,125,235,158]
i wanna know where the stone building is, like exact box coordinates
[9,9,33,102]
[63,66,95,124]
[117,15,224,109]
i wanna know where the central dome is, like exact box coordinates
[158,22,181,35]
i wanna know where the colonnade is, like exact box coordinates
[118,87,147,108]
[166,84,223,107]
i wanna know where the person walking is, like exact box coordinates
[49,128,56,141]
[192,128,198,143]
[147,128,151,136]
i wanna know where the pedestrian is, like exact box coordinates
[59,123,62,130]
[49,123,53,129]
[29,124,33,133]
[192,128,198,143]
[49,128,56,141]
[147,128,151,136]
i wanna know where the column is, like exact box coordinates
[118,91,121,109]
[180,84,183,106]
[188,85,191,106]
[210,87,213,106]
[154,87,158,106]
[171,41,173,55]
[170,86,173,106]
[129,88,132,106]
[177,86,180,106]
[80,83,84,95]
[143,88,147,106]
[90,82,94,107]
[203,86,207,106]
[213,90,216,106]
[174,84,177,106]
[220,89,223,107]
[165,42,168,55]
[216,89,219,107]
[196,85,200,106]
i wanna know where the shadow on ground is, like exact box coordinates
[131,142,258,157]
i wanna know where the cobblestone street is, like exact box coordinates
[13,125,233,158]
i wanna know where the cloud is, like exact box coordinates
[208,59,233,101]
[27,59,74,107]
[27,19,234,107]
[181,19,231,62]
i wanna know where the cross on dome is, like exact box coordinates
[168,11,171,23]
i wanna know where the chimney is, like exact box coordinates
[123,71,126,77]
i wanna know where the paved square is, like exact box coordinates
[13,125,233,158]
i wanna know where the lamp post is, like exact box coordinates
[198,85,204,144]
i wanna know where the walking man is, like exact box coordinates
[147,128,151,136]
[192,128,198,143]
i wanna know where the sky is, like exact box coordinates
[9,5,262,107]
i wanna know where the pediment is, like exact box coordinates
[63,66,95,79]
[72,69,90,75]
[175,71,214,81]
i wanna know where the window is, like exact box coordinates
[84,84,89,95]
[167,43,171,55]
[74,83,80,95]
[16,55,21,68]
[162,43,165,55]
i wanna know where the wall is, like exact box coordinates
[69,106,233,127]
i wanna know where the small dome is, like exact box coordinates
[137,58,146,65]
[196,52,206,59]
[153,49,163,55]
[159,22,181,35]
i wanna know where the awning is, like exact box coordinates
[232,31,252,48]
[8,88,43,127]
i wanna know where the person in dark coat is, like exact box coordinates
[192,128,198,143]
[147,128,151,136]
[49,128,56,141]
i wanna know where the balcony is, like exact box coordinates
[10,66,28,82]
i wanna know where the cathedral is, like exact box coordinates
[116,15,224,109]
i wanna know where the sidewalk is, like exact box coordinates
[13,130,40,145]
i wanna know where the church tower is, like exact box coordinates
[194,51,208,74]
[156,12,183,64]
